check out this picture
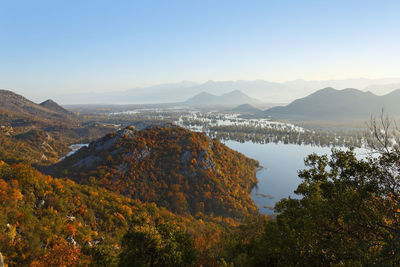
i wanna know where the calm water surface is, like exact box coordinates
[224,141,365,214]
[64,140,366,215]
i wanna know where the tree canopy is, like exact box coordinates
[225,143,400,266]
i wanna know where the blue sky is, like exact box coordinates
[1,0,399,99]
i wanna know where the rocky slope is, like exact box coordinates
[51,125,260,218]
[39,99,74,116]
[0,89,77,124]
[0,90,120,164]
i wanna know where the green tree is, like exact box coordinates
[85,244,119,267]
[244,148,400,266]
[119,215,197,267]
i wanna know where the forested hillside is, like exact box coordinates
[51,125,260,218]
[0,90,119,164]
[222,149,400,266]
[0,161,243,266]
[1,89,400,266]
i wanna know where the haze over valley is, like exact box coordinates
[1,0,400,266]
[49,77,400,105]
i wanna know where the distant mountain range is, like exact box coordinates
[264,87,400,121]
[184,90,264,108]
[52,78,400,105]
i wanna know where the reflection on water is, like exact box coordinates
[224,141,366,215]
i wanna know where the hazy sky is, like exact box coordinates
[1,0,399,99]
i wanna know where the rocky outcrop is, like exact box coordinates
[50,125,260,218]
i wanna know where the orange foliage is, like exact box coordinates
[30,238,84,267]
[54,126,259,218]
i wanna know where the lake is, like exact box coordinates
[63,139,366,215]
[224,141,367,215]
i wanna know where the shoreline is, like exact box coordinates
[255,166,264,173]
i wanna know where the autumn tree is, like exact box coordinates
[30,238,86,267]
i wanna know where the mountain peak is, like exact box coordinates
[0,89,18,95]
[321,86,336,91]
[0,89,77,123]
[315,87,337,93]
[40,99,58,105]
[265,86,397,120]
[40,99,74,116]
[0,89,32,103]
[310,87,368,98]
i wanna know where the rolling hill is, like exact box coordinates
[0,89,77,124]
[50,125,260,218]
[0,90,119,164]
[264,87,400,121]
